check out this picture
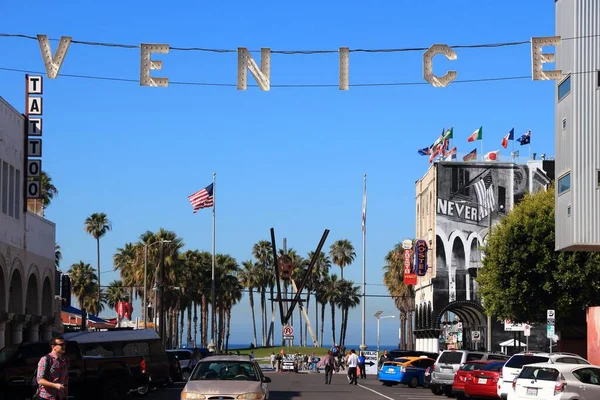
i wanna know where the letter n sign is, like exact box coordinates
[414,239,428,276]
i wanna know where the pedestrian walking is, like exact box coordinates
[34,336,69,400]
[378,350,391,370]
[322,350,336,384]
[358,352,366,379]
[346,349,359,385]
[270,353,276,369]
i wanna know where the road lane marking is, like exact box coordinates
[357,384,395,400]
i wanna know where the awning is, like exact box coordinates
[62,305,115,328]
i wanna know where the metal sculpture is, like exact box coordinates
[270,227,329,325]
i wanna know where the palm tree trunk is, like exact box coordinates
[298,306,303,346]
[407,311,414,350]
[193,302,198,346]
[96,238,101,304]
[181,308,186,346]
[330,303,336,346]
[201,295,208,347]
[342,306,350,347]
[320,303,326,347]
[225,307,232,351]
[269,284,275,346]
[305,291,310,346]
[249,289,258,348]
[338,307,345,347]
[260,288,267,346]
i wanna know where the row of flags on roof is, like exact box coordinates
[418,127,532,163]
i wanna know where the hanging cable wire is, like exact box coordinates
[0,32,598,54]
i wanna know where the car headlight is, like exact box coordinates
[181,392,206,400]
[236,393,264,399]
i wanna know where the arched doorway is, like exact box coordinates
[24,273,41,342]
[436,300,489,351]
[7,269,24,346]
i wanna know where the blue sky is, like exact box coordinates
[0,0,557,347]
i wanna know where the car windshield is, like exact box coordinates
[481,362,505,371]
[459,362,484,371]
[520,367,560,381]
[190,361,259,381]
[0,346,18,363]
[505,355,549,369]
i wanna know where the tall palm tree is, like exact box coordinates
[238,260,259,347]
[329,239,356,280]
[67,261,98,315]
[383,242,415,350]
[55,244,62,269]
[84,212,112,305]
[325,273,341,346]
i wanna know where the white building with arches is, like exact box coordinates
[413,159,554,353]
[0,96,60,349]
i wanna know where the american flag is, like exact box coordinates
[474,171,495,219]
[188,183,214,213]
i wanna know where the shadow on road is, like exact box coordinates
[269,390,302,400]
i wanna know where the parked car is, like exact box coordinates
[64,329,170,394]
[430,350,509,396]
[0,340,148,400]
[378,356,435,388]
[166,349,198,381]
[451,360,496,399]
[508,362,600,399]
[166,351,183,385]
[181,355,271,400]
[389,350,439,360]
[497,351,589,399]
[464,361,505,399]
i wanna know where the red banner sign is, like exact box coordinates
[403,249,417,285]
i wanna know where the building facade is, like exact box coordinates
[413,160,554,353]
[0,96,61,349]
[554,0,600,251]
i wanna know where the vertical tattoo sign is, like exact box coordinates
[24,74,44,206]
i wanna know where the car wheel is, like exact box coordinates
[408,377,419,388]
[136,384,149,396]
[431,387,444,396]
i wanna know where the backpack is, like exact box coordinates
[31,355,52,394]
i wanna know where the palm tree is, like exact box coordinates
[338,279,361,347]
[67,261,98,317]
[252,240,273,346]
[306,250,331,345]
[84,212,112,305]
[329,239,356,280]
[325,274,341,346]
[55,244,62,269]
[238,260,259,347]
[40,171,58,208]
[106,280,127,326]
[383,242,415,350]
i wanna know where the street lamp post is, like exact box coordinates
[144,239,172,329]
[375,310,395,353]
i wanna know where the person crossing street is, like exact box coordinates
[346,349,359,385]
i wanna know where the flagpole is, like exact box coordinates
[211,172,216,350]
[360,173,367,352]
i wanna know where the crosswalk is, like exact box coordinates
[357,383,441,399]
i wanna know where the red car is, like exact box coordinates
[452,360,496,399]
[464,361,505,398]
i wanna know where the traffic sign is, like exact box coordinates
[283,325,294,336]
[524,324,531,337]
[546,324,555,339]
[471,331,481,342]
[547,310,555,319]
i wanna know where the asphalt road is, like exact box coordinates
[148,372,441,400]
